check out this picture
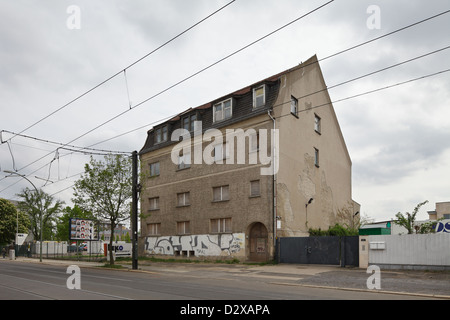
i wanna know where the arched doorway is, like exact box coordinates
[248,222,269,262]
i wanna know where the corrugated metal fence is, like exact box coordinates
[367,233,450,270]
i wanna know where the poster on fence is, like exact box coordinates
[69,218,99,241]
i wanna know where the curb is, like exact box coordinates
[268,281,450,299]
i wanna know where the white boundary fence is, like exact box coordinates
[359,233,450,270]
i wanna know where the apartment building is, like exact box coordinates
[138,55,358,261]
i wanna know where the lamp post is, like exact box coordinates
[4,170,43,262]
[305,198,314,229]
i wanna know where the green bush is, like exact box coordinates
[308,224,358,236]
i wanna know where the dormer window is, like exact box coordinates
[155,125,168,144]
[183,114,197,132]
[253,85,266,108]
[213,99,232,122]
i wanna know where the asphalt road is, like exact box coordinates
[0,259,445,302]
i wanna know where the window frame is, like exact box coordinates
[314,148,320,167]
[213,98,233,123]
[213,143,230,162]
[147,223,161,236]
[250,180,261,197]
[149,162,160,177]
[178,152,191,170]
[253,85,266,108]
[155,125,168,144]
[291,96,298,117]
[210,218,232,234]
[212,185,230,202]
[183,114,197,132]
[177,192,190,207]
[176,221,191,235]
[149,197,160,211]
[314,114,321,134]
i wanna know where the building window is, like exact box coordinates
[253,85,265,108]
[178,152,191,170]
[213,99,232,122]
[155,125,168,144]
[291,96,298,116]
[314,148,319,167]
[250,132,259,152]
[314,114,321,133]
[213,143,229,162]
[213,185,230,202]
[147,223,160,236]
[210,218,232,233]
[149,197,160,211]
[250,180,260,197]
[177,221,190,235]
[177,192,190,207]
[183,114,197,131]
[149,162,160,177]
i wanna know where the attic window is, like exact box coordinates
[155,125,168,144]
[213,99,232,122]
[253,85,266,108]
[183,114,197,131]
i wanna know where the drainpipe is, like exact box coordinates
[268,109,277,258]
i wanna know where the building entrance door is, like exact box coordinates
[248,222,268,261]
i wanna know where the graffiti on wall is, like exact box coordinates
[145,233,245,257]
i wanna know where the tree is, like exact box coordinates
[73,155,132,264]
[0,198,30,245]
[17,189,64,241]
[394,200,428,234]
[55,205,95,241]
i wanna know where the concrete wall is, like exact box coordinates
[360,234,450,270]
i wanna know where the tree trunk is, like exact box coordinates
[108,219,116,265]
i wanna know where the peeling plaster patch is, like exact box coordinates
[320,171,334,225]
[298,174,315,200]
[277,183,293,224]
[298,153,316,200]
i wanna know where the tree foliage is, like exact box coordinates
[309,223,359,236]
[17,189,64,241]
[72,155,132,264]
[0,198,30,244]
[55,205,95,241]
[394,200,428,234]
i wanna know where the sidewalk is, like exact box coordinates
[9,257,450,299]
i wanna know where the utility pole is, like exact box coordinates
[131,151,139,270]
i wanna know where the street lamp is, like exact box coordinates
[4,170,43,262]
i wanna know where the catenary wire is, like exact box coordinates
[1,6,448,196]
[3,0,335,176]
[10,65,450,199]
[3,0,237,144]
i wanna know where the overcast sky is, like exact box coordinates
[1,0,449,222]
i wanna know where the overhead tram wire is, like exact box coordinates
[86,43,450,151]
[42,66,450,199]
[3,0,237,144]
[0,0,335,196]
[1,5,448,194]
[41,5,450,157]
[0,130,130,155]
[7,0,335,176]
